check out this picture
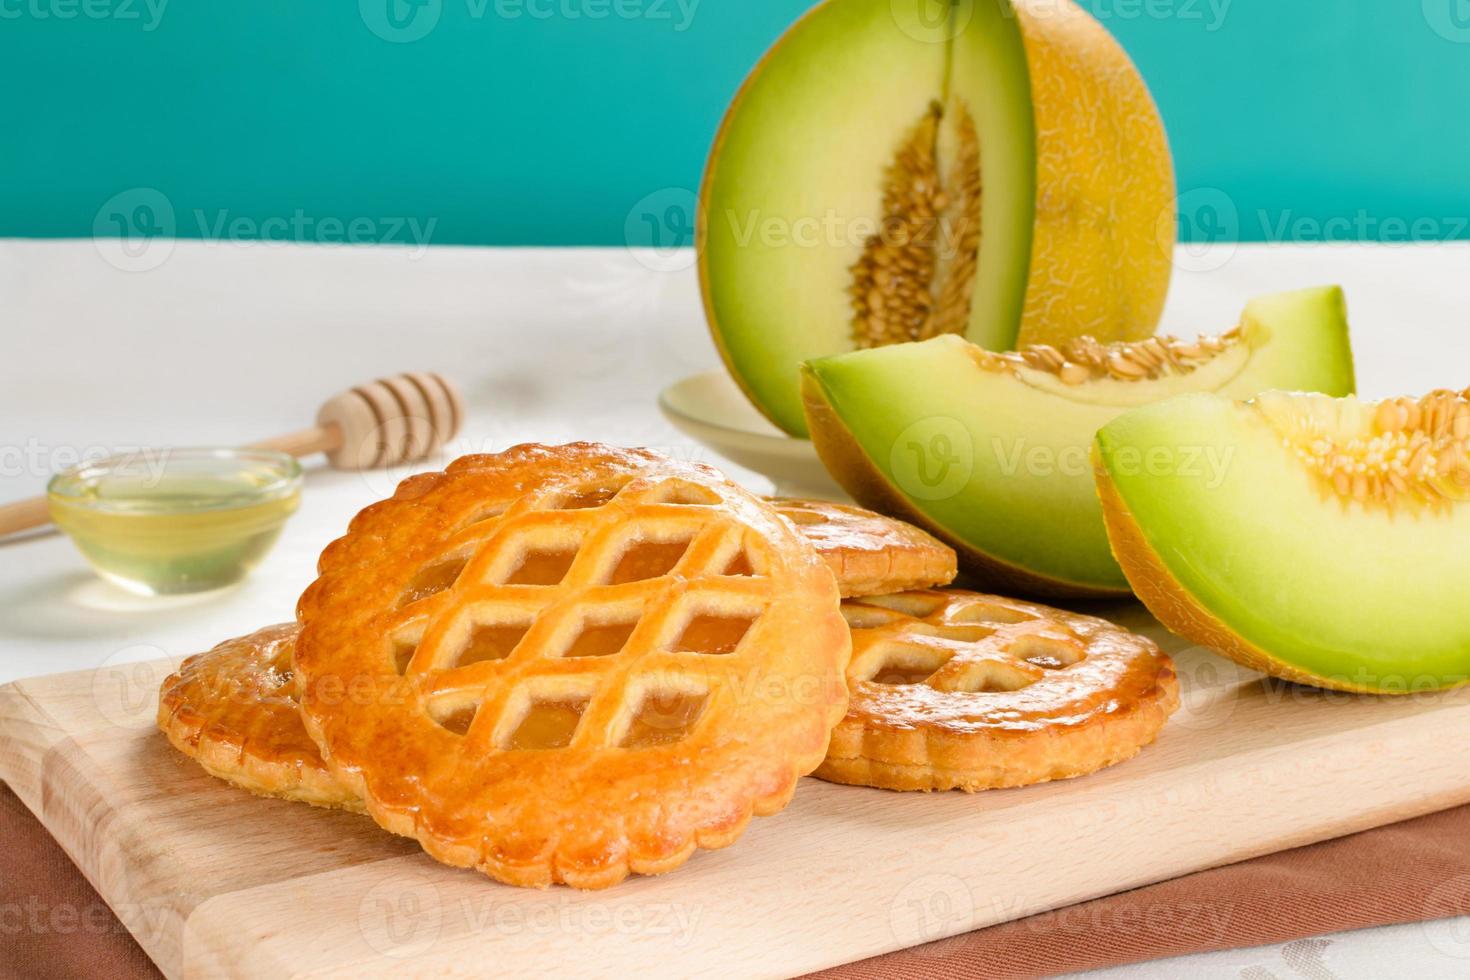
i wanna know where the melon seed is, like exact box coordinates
[850,100,982,347]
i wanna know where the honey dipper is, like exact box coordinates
[0,373,463,536]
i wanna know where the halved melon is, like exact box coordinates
[1096,387,1470,693]
[801,287,1356,598]
[699,0,1175,435]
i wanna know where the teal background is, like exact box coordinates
[3,0,1469,245]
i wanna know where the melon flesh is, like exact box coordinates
[1096,391,1470,692]
[801,287,1357,597]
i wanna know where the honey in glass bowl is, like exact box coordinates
[47,448,302,595]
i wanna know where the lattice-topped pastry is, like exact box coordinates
[151,496,943,812]
[158,623,361,812]
[294,443,850,888]
[816,590,1179,792]
[769,498,956,597]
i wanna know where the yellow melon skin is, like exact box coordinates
[1013,0,1175,346]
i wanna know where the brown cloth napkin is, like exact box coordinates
[4,782,1468,980]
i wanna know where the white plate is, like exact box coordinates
[658,370,848,500]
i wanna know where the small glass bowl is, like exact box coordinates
[47,448,303,596]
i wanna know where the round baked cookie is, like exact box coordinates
[294,443,851,889]
[150,499,938,816]
[157,623,360,812]
[769,498,956,597]
[815,590,1179,792]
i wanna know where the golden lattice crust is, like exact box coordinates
[294,443,851,888]
[770,498,957,597]
[816,590,1179,792]
[151,496,945,815]
[157,623,360,812]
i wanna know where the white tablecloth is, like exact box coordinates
[4,238,1469,977]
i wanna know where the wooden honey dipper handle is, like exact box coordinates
[0,373,463,537]
[0,498,51,538]
[251,373,463,471]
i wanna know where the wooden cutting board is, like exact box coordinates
[4,606,1470,979]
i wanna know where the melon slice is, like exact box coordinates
[801,287,1356,598]
[1096,387,1470,693]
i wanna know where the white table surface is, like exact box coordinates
[4,238,1470,978]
